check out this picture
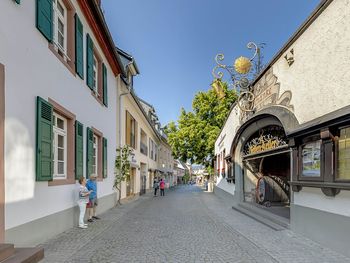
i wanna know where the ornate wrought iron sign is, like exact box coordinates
[212,42,263,112]
[243,126,287,156]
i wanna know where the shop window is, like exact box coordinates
[336,127,350,180]
[301,140,321,178]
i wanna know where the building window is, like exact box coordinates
[140,129,148,156]
[126,111,137,149]
[301,140,321,178]
[53,112,67,179]
[92,134,98,176]
[337,127,350,180]
[53,0,68,58]
[93,55,98,93]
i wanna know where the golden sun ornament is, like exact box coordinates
[234,56,252,74]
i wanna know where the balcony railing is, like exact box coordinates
[140,142,148,156]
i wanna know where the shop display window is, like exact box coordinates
[301,140,321,177]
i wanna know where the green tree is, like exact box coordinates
[114,145,133,205]
[183,171,190,184]
[165,81,237,168]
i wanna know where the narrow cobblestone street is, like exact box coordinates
[41,186,349,263]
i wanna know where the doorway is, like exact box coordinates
[126,167,136,196]
[140,163,147,195]
[243,151,290,219]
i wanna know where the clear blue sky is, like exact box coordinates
[103,0,320,126]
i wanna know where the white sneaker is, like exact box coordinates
[79,225,87,229]
[84,223,88,226]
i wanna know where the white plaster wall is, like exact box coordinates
[214,106,240,194]
[273,0,350,124]
[294,188,350,217]
[1,0,118,229]
[216,176,235,196]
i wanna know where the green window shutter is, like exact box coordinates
[75,14,84,79]
[36,96,53,181]
[86,34,94,90]
[102,64,108,107]
[102,137,107,178]
[36,0,53,42]
[75,121,84,180]
[86,127,94,178]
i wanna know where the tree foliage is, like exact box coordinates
[114,145,133,205]
[165,82,237,167]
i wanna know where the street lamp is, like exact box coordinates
[211,42,264,112]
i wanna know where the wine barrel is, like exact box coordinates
[256,176,289,204]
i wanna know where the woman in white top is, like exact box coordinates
[78,177,92,229]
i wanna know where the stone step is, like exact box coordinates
[1,247,44,263]
[232,204,288,231]
[0,244,14,262]
[240,202,290,228]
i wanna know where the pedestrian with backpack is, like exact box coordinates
[160,178,165,196]
[153,179,159,196]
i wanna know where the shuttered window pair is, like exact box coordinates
[86,34,108,106]
[36,97,108,181]
[36,1,108,106]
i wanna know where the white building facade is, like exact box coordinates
[214,0,350,257]
[0,0,125,246]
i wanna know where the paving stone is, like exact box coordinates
[40,185,349,262]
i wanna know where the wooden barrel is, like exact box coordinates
[256,176,289,204]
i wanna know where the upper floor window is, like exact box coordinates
[53,112,67,179]
[93,55,98,93]
[140,129,148,156]
[126,111,137,149]
[53,0,67,54]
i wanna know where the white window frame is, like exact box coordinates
[53,112,67,179]
[92,134,98,176]
[53,0,68,59]
[93,55,99,94]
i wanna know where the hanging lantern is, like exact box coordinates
[211,79,225,99]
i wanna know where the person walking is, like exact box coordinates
[86,174,100,222]
[153,179,159,196]
[160,178,165,196]
[77,177,92,229]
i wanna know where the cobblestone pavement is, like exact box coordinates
[41,185,349,263]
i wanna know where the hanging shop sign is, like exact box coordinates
[243,126,288,156]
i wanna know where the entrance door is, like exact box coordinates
[140,163,147,195]
[243,151,291,219]
[126,168,136,196]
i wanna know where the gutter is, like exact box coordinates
[90,1,127,77]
